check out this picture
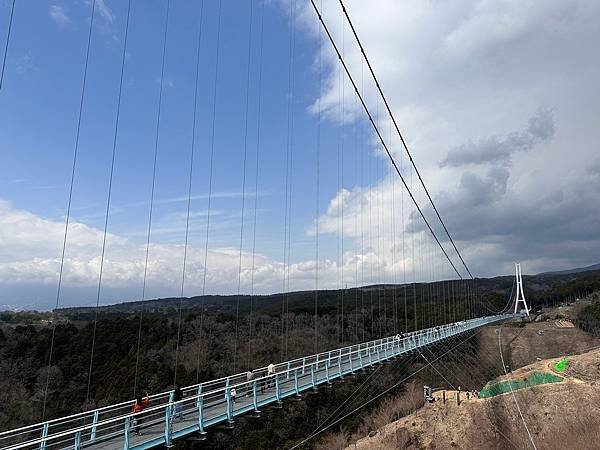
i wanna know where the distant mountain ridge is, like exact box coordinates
[537,263,600,276]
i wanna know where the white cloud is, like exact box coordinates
[1,200,403,308]
[95,0,115,25]
[441,0,568,61]
[49,5,70,27]
[296,0,600,278]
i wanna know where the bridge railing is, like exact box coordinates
[0,314,515,450]
[0,321,435,450]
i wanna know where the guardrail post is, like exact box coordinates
[301,357,306,375]
[165,401,173,447]
[39,422,49,450]
[338,350,343,378]
[123,417,130,450]
[275,374,281,403]
[253,380,260,413]
[358,344,364,369]
[74,431,81,450]
[315,353,319,371]
[325,361,330,383]
[226,387,234,424]
[349,350,353,373]
[286,361,291,380]
[311,363,317,389]
[384,339,389,360]
[197,385,206,435]
[90,410,99,442]
[294,369,300,396]
[327,351,332,367]
[368,343,373,366]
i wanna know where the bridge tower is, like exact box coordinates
[513,262,530,316]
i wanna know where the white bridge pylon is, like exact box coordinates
[513,262,530,316]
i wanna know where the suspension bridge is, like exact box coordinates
[0,263,531,449]
[0,0,536,449]
[0,312,523,450]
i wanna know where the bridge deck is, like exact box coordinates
[0,314,516,450]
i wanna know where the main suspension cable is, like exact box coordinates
[309,0,463,280]
[337,0,473,280]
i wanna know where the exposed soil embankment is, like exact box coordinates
[478,318,600,370]
[349,347,600,450]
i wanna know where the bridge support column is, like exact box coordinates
[123,417,130,450]
[274,374,283,407]
[358,345,364,370]
[39,422,49,450]
[252,380,261,416]
[74,431,81,450]
[225,387,234,426]
[196,385,207,437]
[90,409,99,442]
[165,402,174,447]
[294,369,301,398]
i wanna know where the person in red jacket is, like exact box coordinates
[132,393,149,435]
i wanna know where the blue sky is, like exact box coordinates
[0,0,391,308]
[0,0,347,250]
[2,0,600,310]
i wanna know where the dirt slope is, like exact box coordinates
[478,319,600,370]
[348,348,600,450]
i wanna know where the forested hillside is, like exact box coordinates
[1,270,599,447]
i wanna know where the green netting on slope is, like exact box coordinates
[479,372,564,399]
[554,357,570,372]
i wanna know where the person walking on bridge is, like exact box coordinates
[267,363,276,389]
[132,393,150,435]
[246,370,254,397]
[172,385,183,422]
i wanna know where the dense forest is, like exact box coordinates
[1,270,599,447]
